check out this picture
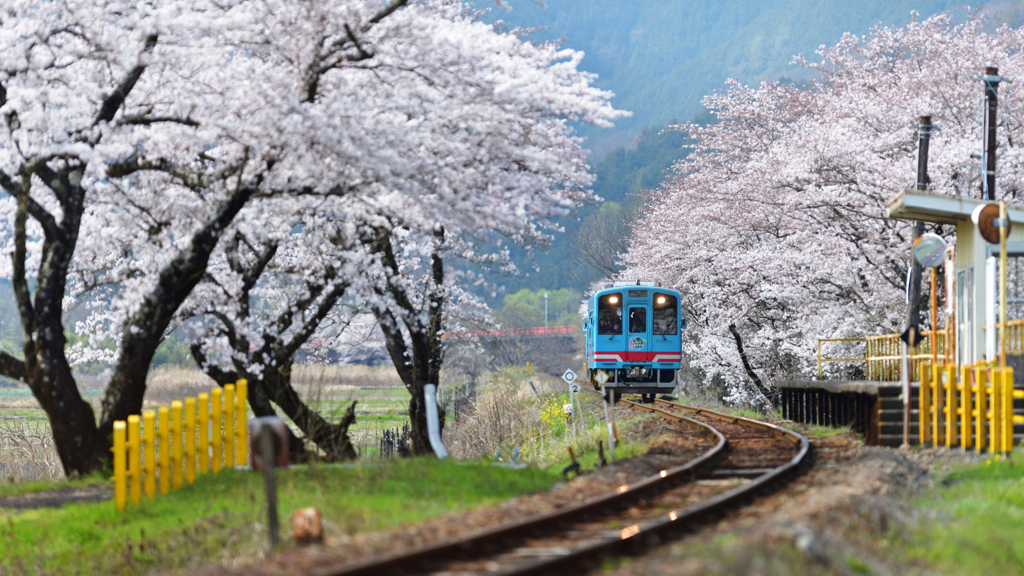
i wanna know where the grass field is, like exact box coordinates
[889,448,1024,573]
[0,458,562,575]
[0,363,663,575]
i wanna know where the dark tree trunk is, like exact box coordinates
[261,357,357,460]
[6,167,105,476]
[370,227,445,456]
[728,323,775,409]
[97,185,256,458]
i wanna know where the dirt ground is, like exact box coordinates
[0,484,112,509]
[611,425,987,576]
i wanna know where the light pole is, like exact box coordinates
[544,292,549,328]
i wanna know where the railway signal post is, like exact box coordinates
[563,369,581,437]
[594,369,615,462]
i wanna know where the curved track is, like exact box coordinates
[268,399,809,576]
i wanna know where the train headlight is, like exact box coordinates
[609,296,618,304]
[656,296,666,304]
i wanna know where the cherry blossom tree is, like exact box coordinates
[40,0,623,467]
[0,0,284,475]
[623,12,1024,407]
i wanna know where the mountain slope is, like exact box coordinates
[485,0,969,151]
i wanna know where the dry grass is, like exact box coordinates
[0,418,63,483]
[443,368,588,465]
[443,373,543,460]
[293,364,403,390]
[144,365,218,406]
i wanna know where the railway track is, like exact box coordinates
[267,396,810,576]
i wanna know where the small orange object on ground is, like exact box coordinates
[292,507,323,543]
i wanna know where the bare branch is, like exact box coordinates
[94,34,158,125]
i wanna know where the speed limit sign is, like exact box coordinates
[569,382,581,394]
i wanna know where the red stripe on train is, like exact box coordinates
[591,352,681,362]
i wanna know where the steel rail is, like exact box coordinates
[497,398,810,576]
[317,408,725,576]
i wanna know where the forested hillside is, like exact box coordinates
[486,0,973,152]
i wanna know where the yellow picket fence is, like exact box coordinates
[112,380,250,511]
[919,362,1024,453]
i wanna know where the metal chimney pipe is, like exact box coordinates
[982,67,1000,200]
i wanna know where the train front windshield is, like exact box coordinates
[598,293,623,335]
[653,293,677,335]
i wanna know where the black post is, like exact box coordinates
[908,115,933,331]
[982,67,1000,200]
[260,426,280,548]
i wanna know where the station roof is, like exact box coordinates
[886,189,1024,224]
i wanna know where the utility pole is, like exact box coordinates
[982,67,1000,200]
[544,292,549,328]
[907,116,932,331]
[902,115,932,449]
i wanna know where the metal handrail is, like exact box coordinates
[818,332,950,381]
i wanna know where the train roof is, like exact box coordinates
[587,283,680,310]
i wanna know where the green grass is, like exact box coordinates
[804,424,853,440]
[888,449,1024,574]
[0,458,561,575]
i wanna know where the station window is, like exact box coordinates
[653,293,678,335]
[597,293,623,335]
[628,307,647,333]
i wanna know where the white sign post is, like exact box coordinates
[594,370,615,463]
[562,370,580,437]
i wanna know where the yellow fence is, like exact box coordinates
[818,332,950,381]
[919,362,1024,453]
[112,380,250,511]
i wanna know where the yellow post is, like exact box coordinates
[1003,367,1015,452]
[158,407,170,494]
[143,410,156,499]
[224,384,235,470]
[185,397,196,484]
[1000,201,1008,369]
[919,361,931,445]
[960,365,973,449]
[975,366,988,451]
[113,421,127,512]
[198,392,209,474]
[211,387,222,473]
[127,415,141,505]
[818,340,823,379]
[945,365,957,448]
[171,400,183,488]
[932,363,943,447]
[988,369,1001,454]
[236,380,248,467]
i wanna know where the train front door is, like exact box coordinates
[626,303,651,363]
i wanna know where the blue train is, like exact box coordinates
[583,281,685,401]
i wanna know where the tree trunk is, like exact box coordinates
[98,185,256,458]
[190,344,311,460]
[728,323,775,410]
[370,227,446,456]
[260,357,357,460]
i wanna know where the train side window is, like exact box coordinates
[597,294,623,335]
[628,307,647,333]
[653,294,677,335]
